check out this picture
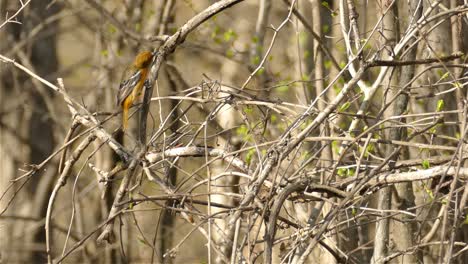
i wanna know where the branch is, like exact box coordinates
[45,134,96,264]
[145,146,250,174]
[368,52,465,67]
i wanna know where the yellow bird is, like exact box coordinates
[116,51,155,130]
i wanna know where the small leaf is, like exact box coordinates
[322,24,329,33]
[226,49,234,58]
[108,25,117,34]
[276,85,289,93]
[424,187,434,201]
[453,82,462,89]
[137,237,146,245]
[436,99,445,112]
[332,140,339,154]
[251,35,259,43]
[245,149,255,165]
[339,102,351,112]
[422,160,431,169]
[440,72,449,80]
[211,26,221,39]
[223,29,237,42]
[337,168,347,177]
[135,23,141,32]
[251,55,260,65]
[270,114,277,122]
[236,125,247,137]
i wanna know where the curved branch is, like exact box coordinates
[265,181,348,263]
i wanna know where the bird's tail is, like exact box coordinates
[122,99,131,131]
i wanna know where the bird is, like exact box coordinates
[117,51,155,130]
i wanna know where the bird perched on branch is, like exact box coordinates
[117,51,155,130]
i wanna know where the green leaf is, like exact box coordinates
[236,124,248,136]
[270,114,277,122]
[365,143,374,155]
[226,49,234,58]
[453,82,462,89]
[251,55,260,65]
[322,24,329,34]
[424,186,434,201]
[339,102,351,112]
[440,72,449,80]
[211,26,221,39]
[337,168,347,177]
[251,35,259,43]
[108,25,117,34]
[332,140,339,154]
[137,237,146,245]
[422,160,431,169]
[223,29,237,42]
[245,149,255,165]
[276,84,289,93]
[436,99,445,112]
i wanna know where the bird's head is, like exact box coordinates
[134,51,154,68]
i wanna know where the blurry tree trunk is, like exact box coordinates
[312,0,336,263]
[158,69,179,264]
[141,1,179,262]
[294,0,314,105]
[386,1,423,264]
[372,2,399,263]
[0,2,26,263]
[450,1,468,263]
[92,27,121,264]
[288,2,314,263]
[0,0,61,261]
[8,1,61,263]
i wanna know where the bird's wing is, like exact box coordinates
[116,67,142,106]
